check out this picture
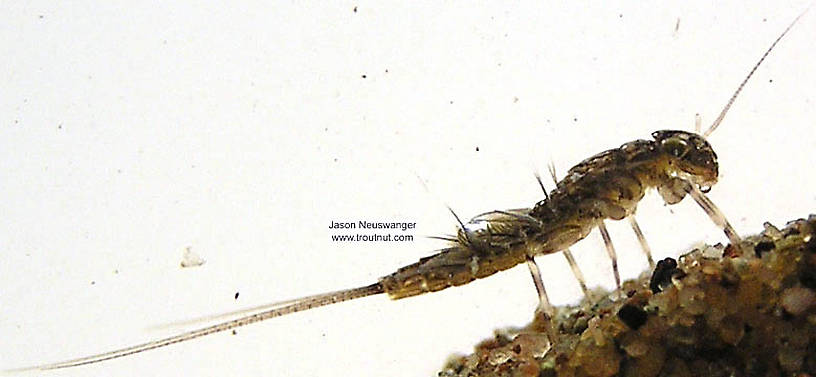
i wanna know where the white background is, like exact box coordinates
[2,2,815,377]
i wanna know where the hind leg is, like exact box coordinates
[543,163,593,300]
[525,256,557,341]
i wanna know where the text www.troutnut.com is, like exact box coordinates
[329,220,416,242]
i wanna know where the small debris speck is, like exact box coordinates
[180,247,205,268]
[361,74,367,79]
[753,240,775,257]
[475,147,480,152]
[234,292,240,300]
[353,6,357,12]
[617,304,647,329]
[650,257,680,293]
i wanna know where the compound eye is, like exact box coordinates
[661,138,689,158]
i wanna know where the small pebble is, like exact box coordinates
[781,286,816,316]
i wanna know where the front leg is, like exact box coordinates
[686,184,744,255]
[658,176,691,205]
[660,177,744,255]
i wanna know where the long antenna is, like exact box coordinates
[7,283,384,372]
[703,6,811,137]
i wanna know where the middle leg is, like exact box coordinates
[628,216,655,269]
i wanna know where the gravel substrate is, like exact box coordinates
[439,215,816,377]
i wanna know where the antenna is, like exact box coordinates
[703,6,811,137]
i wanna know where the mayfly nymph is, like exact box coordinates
[9,7,809,373]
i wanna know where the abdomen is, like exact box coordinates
[379,243,529,299]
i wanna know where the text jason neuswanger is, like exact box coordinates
[329,220,416,242]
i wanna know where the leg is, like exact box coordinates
[525,256,557,340]
[686,184,744,254]
[562,249,592,300]
[628,216,655,269]
[546,162,593,300]
[598,221,622,295]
